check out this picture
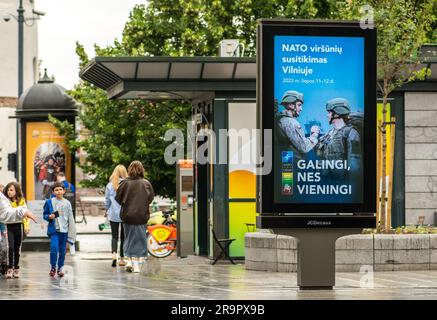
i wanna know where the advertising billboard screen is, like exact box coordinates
[257,20,376,227]
[274,35,364,204]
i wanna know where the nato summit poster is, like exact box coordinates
[273,35,364,204]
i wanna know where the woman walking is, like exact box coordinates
[105,165,128,267]
[115,161,154,273]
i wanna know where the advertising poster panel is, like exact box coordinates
[25,122,72,237]
[257,20,376,226]
[274,35,364,204]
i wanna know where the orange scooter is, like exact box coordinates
[146,210,177,258]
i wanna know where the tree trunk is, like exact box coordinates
[380,79,389,232]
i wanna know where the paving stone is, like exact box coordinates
[277,249,297,264]
[335,264,366,272]
[392,249,430,264]
[393,234,430,250]
[276,235,298,249]
[245,260,277,272]
[374,249,394,264]
[277,263,297,272]
[336,235,373,250]
[393,263,430,271]
[430,249,437,264]
[374,235,394,250]
[245,233,277,249]
[430,235,437,249]
[245,247,277,263]
[336,249,373,265]
[374,264,394,272]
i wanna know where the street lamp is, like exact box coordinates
[3,1,46,96]
[2,0,45,180]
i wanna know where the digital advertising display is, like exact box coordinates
[257,20,377,226]
[274,35,364,204]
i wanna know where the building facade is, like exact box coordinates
[0,0,39,183]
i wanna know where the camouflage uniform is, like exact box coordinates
[316,126,361,179]
[276,109,318,160]
[315,98,362,179]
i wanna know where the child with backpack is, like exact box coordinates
[43,182,77,277]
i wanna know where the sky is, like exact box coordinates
[37,0,145,90]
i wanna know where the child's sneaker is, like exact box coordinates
[5,269,13,279]
[57,268,65,277]
[12,269,20,278]
[49,268,56,277]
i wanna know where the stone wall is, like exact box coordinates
[405,92,437,225]
[245,232,437,272]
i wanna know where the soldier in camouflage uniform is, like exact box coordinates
[275,90,320,160]
[315,98,362,180]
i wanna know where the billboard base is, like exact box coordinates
[271,228,362,289]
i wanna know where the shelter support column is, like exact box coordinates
[272,228,362,289]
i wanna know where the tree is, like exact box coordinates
[50,0,348,198]
[341,0,435,231]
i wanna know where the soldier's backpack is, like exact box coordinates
[343,111,364,142]
[343,111,364,145]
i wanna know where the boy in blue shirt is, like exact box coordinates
[43,182,76,277]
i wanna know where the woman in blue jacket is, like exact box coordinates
[105,165,128,267]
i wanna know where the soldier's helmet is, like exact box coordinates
[281,90,304,105]
[326,98,351,116]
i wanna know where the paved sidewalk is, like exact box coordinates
[2,235,437,300]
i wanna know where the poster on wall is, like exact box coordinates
[273,35,364,204]
[25,122,72,237]
[26,122,71,201]
[257,20,376,222]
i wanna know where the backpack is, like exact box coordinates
[342,111,364,146]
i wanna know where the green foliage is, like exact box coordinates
[340,0,435,96]
[50,0,343,199]
[58,0,436,200]
[363,226,437,235]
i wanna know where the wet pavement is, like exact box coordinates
[3,235,437,300]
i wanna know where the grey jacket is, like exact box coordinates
[0,192,26,224]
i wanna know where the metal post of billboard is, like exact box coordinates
[273,228,362,289]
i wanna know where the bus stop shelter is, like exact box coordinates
[80,56,257,259]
